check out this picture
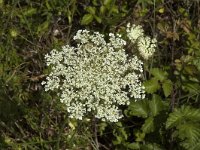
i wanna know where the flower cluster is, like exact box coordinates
[42,29,146,122]
[126,23,157,60]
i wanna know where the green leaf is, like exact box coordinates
[81,14,93,25]
[150,68,167,82]
[126,142,140,149]
[177,123,200,150]
[23,8,37,16]
[183,82,200,94]
[103,0,112,6]
[166,106,200,129]
[162,79,173,97]
[111,5,119,13]
[193,58,200,71]
[144,78,160,94]
[113,122,127,145]
[112,135,123,145]
[94,15,102,23]
[37,21,49,35]
[85,6,96,15]
[184,65,198,76]
[142,117,154,133]
[166,110,182,129]
[100,6,106,15]
[92,0,98,6]
[127,100,149,118]
[140,143,163,150]
[113,122,128,145]
[0,0,3,6]
[99,122,107,136]
[178,123,200,143]
[185,140,200,150]
[135,131,145,142]
[149,94,167,116]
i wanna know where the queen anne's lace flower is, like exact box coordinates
[126,23,157,60]
[42,29,146,122]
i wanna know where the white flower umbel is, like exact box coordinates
[126,23,144,43]
[42,29,145,122]
[126,23,157,60]
[137,37,157,60]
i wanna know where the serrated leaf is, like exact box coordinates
[183,82,200,94]
[150,68,167,81]
[177,123,200,150]
[149,94,167,116]
[81,14,93,25]
[128,100,149,118]
[166,106,200,129]
[144,78,160,94]
[185,140,200,150]
[178,123,200,143]
[162,79,173,97]
[182,141,200,150]
[166,111,183,129]
[142,117,154,133]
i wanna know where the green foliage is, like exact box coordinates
[112,122,128,145]
[126,99,149,118]
[118,95,168,149]
[150,68,168,82]
[141,117,154,134]
[80,0,128,27]
[166,106,200,149]
[126,94,168,118]
[81,14,94,25]
[144,68,173,97]
[162,79,173,97]
[143,78,161,94]
[166,106,200,129]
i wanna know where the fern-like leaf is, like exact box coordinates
[127,100,149,118]
[178,123,200,150]
[166,105,200,129]
[178,123,200,142]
